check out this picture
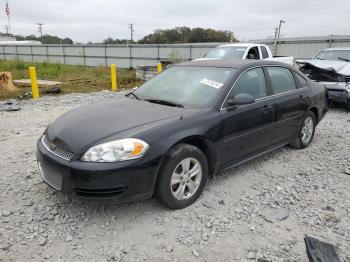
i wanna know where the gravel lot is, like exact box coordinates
[0,91,349,262]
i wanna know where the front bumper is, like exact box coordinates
[36,138,162,201]
[322,82,350,103]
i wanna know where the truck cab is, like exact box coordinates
[203,43,294,66]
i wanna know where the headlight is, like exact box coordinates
[81,138,149,162]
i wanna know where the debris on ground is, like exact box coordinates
[0,99,20,112]
[304,236,341,262]
[264,208,290,223]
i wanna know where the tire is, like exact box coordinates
[155,143,208,209]
[289,111,316,149]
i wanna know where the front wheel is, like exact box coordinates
[289,111,316,149]
[155,144,208,209]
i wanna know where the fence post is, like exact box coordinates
[111,64,118,91]
[46,45,49,62]
[30,46,33,62]
[2,45,5,61]
[83,45,86,66]
[105,44,107,67]
[15,45,19,61]
[62,45,66,64]
[157,45,160,62]
[129,44,132,68]
[29,67,40,99]
[157,62,163,73]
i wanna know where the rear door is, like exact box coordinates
[265,66,308,145]
[218,67,274,168]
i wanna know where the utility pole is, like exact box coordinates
[128,23,134,44]
[4,25,9,35]
[277,20,285,39]
[37,23,44,37]
[272,27,278,56]
[128,23,134,68]
[273,20,285,56]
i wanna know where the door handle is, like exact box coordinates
[261,105,272,110]
[261,105,272,113]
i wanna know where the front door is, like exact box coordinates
[218,67,274,169]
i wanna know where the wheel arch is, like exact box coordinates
[308,106,319,124]
[175,136,217,176]
[157,135,217,178]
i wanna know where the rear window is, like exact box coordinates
[266,67,297,94]
[294,73,308,88]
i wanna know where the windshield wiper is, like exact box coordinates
[316,57,324,60]
[338,57,350,62]
[125,92,140,100]
[145,99,184,108]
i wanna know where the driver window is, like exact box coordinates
[230,68,267,99]
[247,47,260,59]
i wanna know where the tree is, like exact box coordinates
[138,27,237,44]
[14,34,73,44]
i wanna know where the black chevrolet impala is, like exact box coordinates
[37,60,328,209]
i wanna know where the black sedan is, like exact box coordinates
[37,60,329,209]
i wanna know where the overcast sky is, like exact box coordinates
[1,0,349,43]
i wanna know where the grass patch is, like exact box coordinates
[0,60,144,100]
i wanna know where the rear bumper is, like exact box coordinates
[36,138,162,202]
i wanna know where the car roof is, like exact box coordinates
[217,43,264,48]
[322,47,350,51]
[176,59,290,69]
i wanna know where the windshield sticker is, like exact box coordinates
[236,48,246,51]
[200,78,224,89]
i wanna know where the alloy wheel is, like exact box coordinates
[301,116,314,144]
[170,157,202,200]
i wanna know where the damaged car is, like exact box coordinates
[297,48,350,110]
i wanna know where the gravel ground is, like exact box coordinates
[0,91,349,262]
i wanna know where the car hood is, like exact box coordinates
[46,97,184,153]
[296,59,350,76]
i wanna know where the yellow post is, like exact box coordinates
[157,62,163,73]
[111,64,118,91]
[29,67,39,99]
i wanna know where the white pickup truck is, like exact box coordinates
[201,43,294,66]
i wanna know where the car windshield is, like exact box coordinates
[206,47,247,59]
[133,66,234,108]
[314,50,350,62]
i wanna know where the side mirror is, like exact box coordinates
[226,93,255,107]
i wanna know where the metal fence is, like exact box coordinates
[0,43,220,68]
[254,35,350,59]
[1,35,350,68]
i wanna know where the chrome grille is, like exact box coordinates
[38,161,63,190]
[41,135,74,161]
